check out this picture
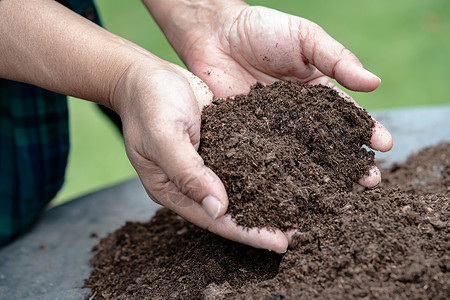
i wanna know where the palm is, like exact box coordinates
[183,6,339,98]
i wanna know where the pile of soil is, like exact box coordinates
[84,82,449,299]
[199,82,375,230]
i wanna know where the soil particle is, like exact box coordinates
[84,82,449,299]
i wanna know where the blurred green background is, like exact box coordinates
[52,0,450,204]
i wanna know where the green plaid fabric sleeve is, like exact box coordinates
[0,0,101,246]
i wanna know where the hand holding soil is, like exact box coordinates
[137,2,393,252]
[117,66,392,255]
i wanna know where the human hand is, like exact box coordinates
[112,60,292,252]
[167,3,393,188]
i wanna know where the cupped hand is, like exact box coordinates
[178,4,393,188]
[112,60,290,252]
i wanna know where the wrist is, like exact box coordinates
[111,55,171,117]
[142,0,247,62]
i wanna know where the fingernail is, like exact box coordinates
[366,177,382,190]
[202,195,222,220]
[362,68,381,83]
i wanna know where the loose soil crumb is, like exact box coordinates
[84,82,449,299]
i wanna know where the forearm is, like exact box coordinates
[142,0,246,60]
[0,0,161,108]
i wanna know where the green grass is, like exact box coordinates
[52,98,135,205]
[53,0,450,204]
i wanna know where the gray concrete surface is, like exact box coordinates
[372,105,450,166]
[0,104,449,300]
[0,179,161,300]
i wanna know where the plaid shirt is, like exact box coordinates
[0,0,101,246]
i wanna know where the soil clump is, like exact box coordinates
[84,82,449,299]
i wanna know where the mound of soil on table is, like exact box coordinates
[84,82,449,299]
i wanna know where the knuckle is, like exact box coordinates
[172,169,205,202]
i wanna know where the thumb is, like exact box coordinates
[298,19,381,92]
[155,131,229,220]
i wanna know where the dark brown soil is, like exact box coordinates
[381,141,450,196]
[199,82,375,230]
[84,82,449,299]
